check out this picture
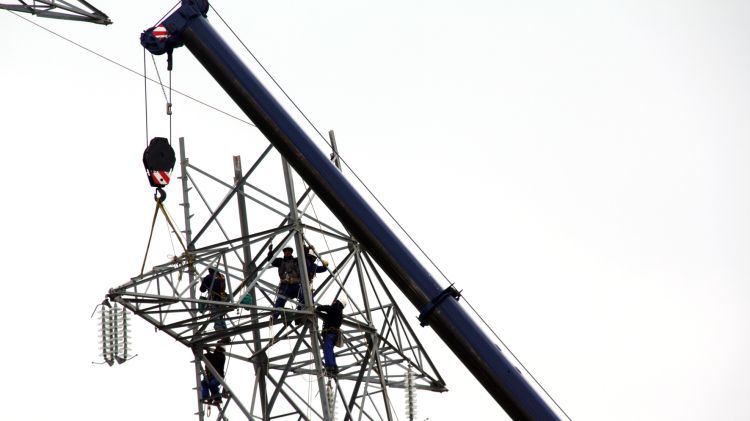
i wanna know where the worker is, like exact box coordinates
[201,339,228,406]
[200,266,227,330]
[304,245,329,285]
[269,245,330,324]
[269,247,302,322]
[315,296,347,377]
[291,245,329,325]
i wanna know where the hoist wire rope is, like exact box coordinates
[148,51,174,144]
[7,10,254,128]
[169,69,173,144]
[143,48,149,146]
[150,54,169,104]
[210,6,571,419]
[140,197,190,277]
[300,180,339,285]
[462,295,572,420]
[158,200,188,253]
[152,0,180,28]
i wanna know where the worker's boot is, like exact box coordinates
[324,366,338,377]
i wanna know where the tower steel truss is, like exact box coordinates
[107,137,446,420]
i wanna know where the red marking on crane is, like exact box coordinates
[153,26,169,39]
[151,171,171,186]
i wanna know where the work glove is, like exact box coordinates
[322,260,329,267]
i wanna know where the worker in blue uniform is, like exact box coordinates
[270,245,330,324]
[201,340,228,405]
[200,266,227,330]
[304,245,328,286]
[270,247,302,322]
[315,296,347,377]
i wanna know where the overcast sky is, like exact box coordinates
[1,1,749,420]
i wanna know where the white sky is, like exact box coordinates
[1,1,749,420]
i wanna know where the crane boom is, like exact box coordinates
[141,2,560,419]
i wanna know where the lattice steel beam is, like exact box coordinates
[0,0,111,24]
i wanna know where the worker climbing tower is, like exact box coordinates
[106,136,447,420]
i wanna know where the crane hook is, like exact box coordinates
[154,187,167,202]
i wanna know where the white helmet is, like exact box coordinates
[337,295,348,308]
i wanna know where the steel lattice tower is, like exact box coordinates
[106,137,446,421]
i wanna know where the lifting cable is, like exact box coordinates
[301,181,340,289]
[153,1,180,29]
[462,296,573,420]
[149,53,173,144]
[143,48,149,146]
[139,196,188,276]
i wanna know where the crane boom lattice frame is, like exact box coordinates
[0,0,111,25]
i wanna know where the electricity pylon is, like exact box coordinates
[106,136,446,420]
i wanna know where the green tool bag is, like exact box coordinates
[240,293,253,305]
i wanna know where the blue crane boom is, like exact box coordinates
[141,2,560,420]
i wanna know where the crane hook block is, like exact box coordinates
[143,137,176,188]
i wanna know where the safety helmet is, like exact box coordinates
[336,295,348,308]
